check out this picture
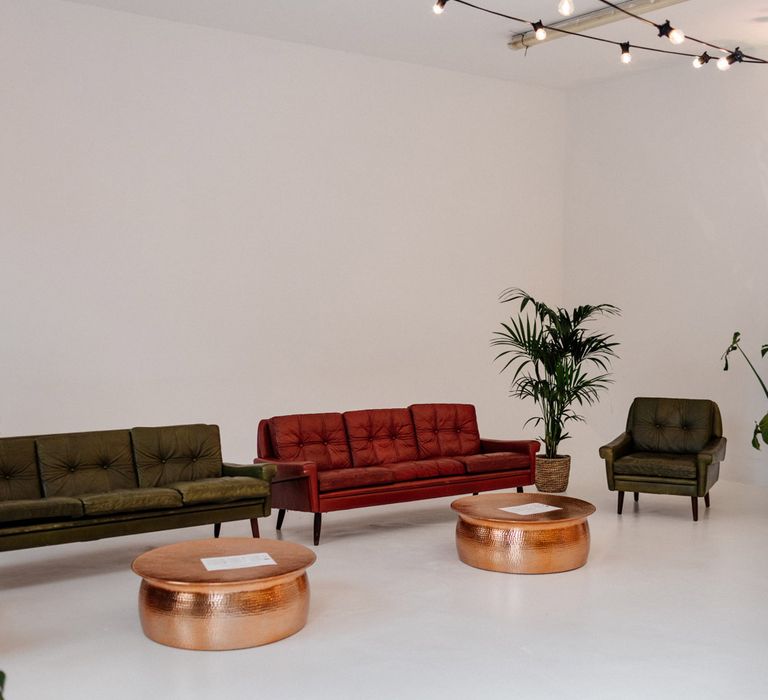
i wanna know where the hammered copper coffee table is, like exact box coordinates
[132,537,316,650]
[451,493,596,574]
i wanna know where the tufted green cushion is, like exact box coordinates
[615,452,697,480]
[37,430,137,498]
[0,497,83,523]
[166,477,269,505]
[79,488,182,516]
[132,424,222,487]
[0,437,41,501]
[628,398,715,455]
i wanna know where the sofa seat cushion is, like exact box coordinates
[0,497,84,523]
[456,452,530,474]
[383,458,464,482]
[344,408,419,467]
[167,477,270,505]
[614,452,697,480]
[79,488,183,516]
[410,404,481,458]
[317,468,393,493]
[269,413,352,471]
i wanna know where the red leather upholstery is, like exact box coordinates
[317,467,393,493]
[456,452,530,474]
[383,458,464,482]
[268,413,351,470]
[343,408,419,467]
[409,404,481,458]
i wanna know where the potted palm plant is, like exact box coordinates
[492,288,620,492]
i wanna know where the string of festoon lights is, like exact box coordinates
[432,0,767,68]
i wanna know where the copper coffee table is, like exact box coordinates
[132,538,316,650]
[451,493,596,574]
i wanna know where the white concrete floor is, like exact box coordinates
[3,469,767,700]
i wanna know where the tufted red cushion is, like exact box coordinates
[383,458,465,482]
[455,452,529,474]
[317,467,393,493]
[343,408,419,467]
[269,413,351,471]
[409,404,481,458]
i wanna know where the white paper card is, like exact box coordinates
[201,553,277,571]
[499,503,562,515]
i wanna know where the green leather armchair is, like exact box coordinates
[599,397,726,521]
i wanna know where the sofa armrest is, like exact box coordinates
[480,439,540,456]
[223,462,277,482]
[253,458,318,482]
[599,432,632,490]
[696,437,727,494]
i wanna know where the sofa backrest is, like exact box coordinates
[627,397,720,454]
[0,437,41,501]
[343,408,418,467]
[268,413,351,471]
[409,404,481,458]
[132,424,222,487]
[37,430,137,498]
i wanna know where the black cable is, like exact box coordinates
[449,0,767,65]
[594,0,767,63]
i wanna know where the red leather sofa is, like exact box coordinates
[256,403,538,544]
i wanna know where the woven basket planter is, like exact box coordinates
[535,455,571,493]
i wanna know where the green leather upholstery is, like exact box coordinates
[0,437,42,501]
[79,488,182,516]
[132,424,222,487]
[600,397,726,519]
[0,424,275,552]
[37,430,137,497]
[166,477,270,505]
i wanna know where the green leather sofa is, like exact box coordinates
[0,424,276,552]
[600,397,726,521]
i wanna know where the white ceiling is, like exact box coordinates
[66,0,768,89]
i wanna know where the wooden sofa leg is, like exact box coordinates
[617,491,625,515]
[691,497,699,522]
[276,509,286,530]
[516,486,524,493]
[472,492,479,496]
[704,493,711,508]
[250,518,260,538]
[213,523,221,538]
[633,492,639,502]
[313,513,322,546]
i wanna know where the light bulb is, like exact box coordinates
[717,56,731,71]
[532,21,547,41]
[433,0,447,14]
[620,43,632,64]
[558,0,575,17]
[693,52,710,69]
[669,28,685,45]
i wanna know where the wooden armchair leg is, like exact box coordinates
[617,491,625,514]
[213,523,221,538]
[276,509,286,530]
[704,493,711,508]
[313,513,322,546]
[516,486,524,493]
[250,518,260,538]
[633,492,639,502]
[691,497,699,522]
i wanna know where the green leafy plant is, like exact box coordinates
[492,288,620,458]
[722,332,768,449]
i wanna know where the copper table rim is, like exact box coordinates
[451,493,596,525]
[136,570,311,593]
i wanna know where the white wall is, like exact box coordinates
[564,64,768,486]
[0,0,566,461]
